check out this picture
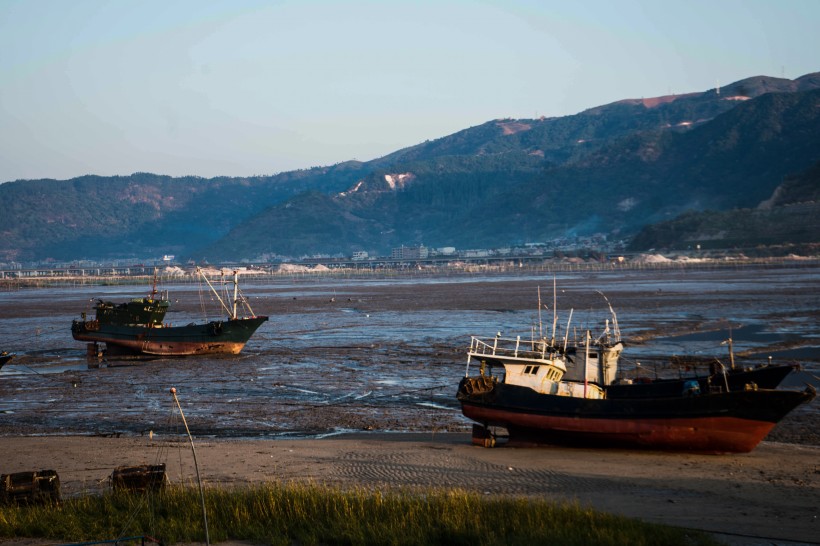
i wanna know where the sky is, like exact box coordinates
[1,0,818,183]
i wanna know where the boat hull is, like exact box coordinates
[72,316,268,356]
[458,379,815,453]
[605,364,797,399]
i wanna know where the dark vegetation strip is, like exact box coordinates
[0,483,718,546]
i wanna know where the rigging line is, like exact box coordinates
[1,363,76,384]
[6,383,453,415]
[197,275,209,323]
[267,384,452,413]
[273,401,458,417]
[159,403,188,485]
[0,325,65,348]
[118,422,175,539]
[235,286,255,316]
[168,384,454,419]
[151,407,181,468]
[254,381,449,398]
[170,387,210,546]
[114,474,156,542]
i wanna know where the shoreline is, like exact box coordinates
[1,433,819,544]
[2,256,818,289]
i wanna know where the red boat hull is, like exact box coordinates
[461,404,778,453]
[458,379,815,453]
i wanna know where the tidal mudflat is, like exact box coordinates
[1,264,817,443]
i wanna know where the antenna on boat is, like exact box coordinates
[232,270,239,321]
[551,275,558,346]
[721,327,736,369]
[150,268,159,300]
[563,308,573,353]
[595,291,621,342]
[170,387,210,546]
[583,330,590,398]
[537,286,543,339]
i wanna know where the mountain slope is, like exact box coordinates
[201,85,820,259]
[0,164,367,261]
[628,159,820,251]
[1,72,819,263]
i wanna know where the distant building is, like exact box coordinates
[352,251,369,261]
[391,245,428,260]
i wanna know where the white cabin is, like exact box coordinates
[466,335,605,399]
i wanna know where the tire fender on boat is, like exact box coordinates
[210,322,223,336]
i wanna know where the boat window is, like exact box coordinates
[524,366,532,374]
[531,366,540,375]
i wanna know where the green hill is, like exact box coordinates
[1,72,819,263]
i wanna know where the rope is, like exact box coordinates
[0,324,64,353]
[257,383,453,417]
[112,400,189,543]
[1,362,75,384]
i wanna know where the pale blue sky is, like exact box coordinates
[1,0,817,182]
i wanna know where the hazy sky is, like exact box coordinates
[1,0,818,183]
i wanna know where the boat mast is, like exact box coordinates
[232,270,239,320]
[562,309,573,353]
[150,268,159,300]
[196,267,233,318]
[583,330,590,398]
[551,276,557,346]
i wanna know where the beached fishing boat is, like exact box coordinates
[71,268,267,357]
[456,296,815,453]
[473,286,797,399]
[456,280,816,453]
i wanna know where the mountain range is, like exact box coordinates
[1,72,819,263]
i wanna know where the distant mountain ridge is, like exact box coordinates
[1,72,819,263]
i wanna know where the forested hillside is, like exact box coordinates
[628,160,820,251]
[203,86,820,259]
[2,72,818,263]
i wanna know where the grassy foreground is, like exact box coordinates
[0,483,718,546]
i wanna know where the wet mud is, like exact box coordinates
[1,265,818,445]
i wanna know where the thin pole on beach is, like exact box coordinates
[171,387,210,546]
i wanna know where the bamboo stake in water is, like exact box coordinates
[171,387,210,546]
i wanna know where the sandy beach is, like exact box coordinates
[1,433,818,545]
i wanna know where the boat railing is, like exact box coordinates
[468,335,555,361]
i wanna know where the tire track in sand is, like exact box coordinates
[333,448,637,496]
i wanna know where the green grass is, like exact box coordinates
[0,483,719,546]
